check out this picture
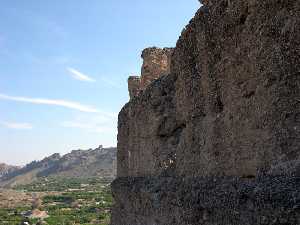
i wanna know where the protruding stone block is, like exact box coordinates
[140,47,173,89]
[127,47,174,99]
[128,76,141,99]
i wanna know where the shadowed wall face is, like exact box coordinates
[128,76,141,99]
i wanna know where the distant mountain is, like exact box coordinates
[0,163,20,179]
[0,145,117,188]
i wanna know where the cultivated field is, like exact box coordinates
[0,177,113,225]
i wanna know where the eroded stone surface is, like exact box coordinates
[140,47,173,90]
[128,76,141,99]
[127,47,174,99]
[118,0,300,178]
[111,176,300,225]
[113,0,300,224]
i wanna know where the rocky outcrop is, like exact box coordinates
[112,0,300,224]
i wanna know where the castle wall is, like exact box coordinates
[140,47,173,89]
[111,176,300,225]
[128,76,141,99]
[113,0,300,224]
[127,47,173,100]
[119,0,300,179]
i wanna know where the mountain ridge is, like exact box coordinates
[0,145,117,188]
[0,163,20,179]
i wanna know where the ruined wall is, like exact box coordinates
[112,0,300,224]
[112,176,300,225]
[128,76,141,99]
[118,0,300,178]
[171,0,300,178]
[127,47,174,99]
[140,47,173,89]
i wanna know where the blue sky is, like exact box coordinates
[0,0,199,165]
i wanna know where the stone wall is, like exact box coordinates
[127,47,174,99]
[128,76,141,99]
[118,0,300,178]
[112,0,300,224]
[112,176,300,225]
[140,47,173,90]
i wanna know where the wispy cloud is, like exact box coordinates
[0,93,100,113]
[61,114,117,134]
[67,67,95,82]
[1,122,33,130]
[62,121,114,133]
[100,77,123,89]
[62,121,92,129]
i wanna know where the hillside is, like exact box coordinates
[0,163,20,179]
[0,145,117,188]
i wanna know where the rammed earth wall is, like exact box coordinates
[112,0,300,224]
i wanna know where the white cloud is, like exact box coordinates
[62,121,115,133]
[61,114,117,134]
[62,121,92,129]
[67,67,95,82]
[99,77,123,89]
[1,122,33,130]
[0,93,101,113]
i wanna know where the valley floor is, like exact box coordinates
[0,177,113,225]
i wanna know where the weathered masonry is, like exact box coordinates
[112,1,300,224]
[128,47,173,100]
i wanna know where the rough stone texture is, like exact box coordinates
[171,0,300,178]
[128,76,141,99]
[113,0,300,224]
[140,47,174,90]
[128,47,174,99]
[112,176,300,225]
[118,74,178,177]
[118,0,300,178]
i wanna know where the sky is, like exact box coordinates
[0,0,200,166]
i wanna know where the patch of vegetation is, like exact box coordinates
[0,177,113,225]
[14,176,112,192]
[0,207,38,225]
